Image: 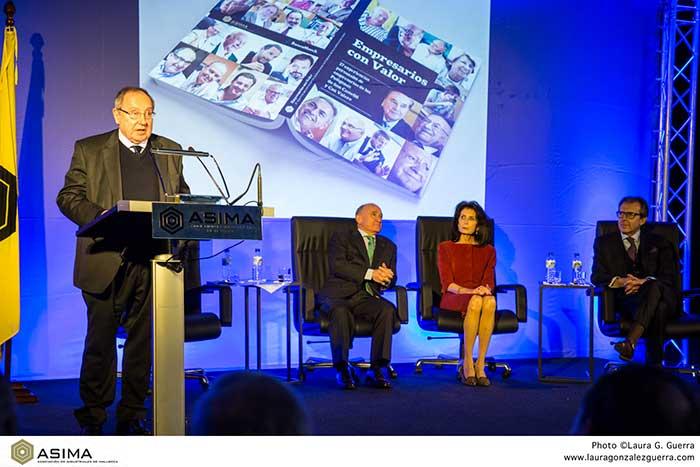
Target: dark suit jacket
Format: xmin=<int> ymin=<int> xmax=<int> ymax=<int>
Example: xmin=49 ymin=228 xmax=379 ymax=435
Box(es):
xmin=269 ymin=71 xmax=288 ymax=83
xmin=56 ymin=130 xmax=189 ymax=294
xmin=319 ymin=230 xmax=397 ymax=299
xmin=372 ymin=108 xmax=414 ymax=140
xmin=591 ymin=229 xmax=680 ymax=311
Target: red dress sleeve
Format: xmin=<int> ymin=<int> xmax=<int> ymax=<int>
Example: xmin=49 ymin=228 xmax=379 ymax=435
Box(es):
xmin=437 ymin=241 xmax=454 ymax=294
xmin=483 ymin=246 xmax=496 ymax=290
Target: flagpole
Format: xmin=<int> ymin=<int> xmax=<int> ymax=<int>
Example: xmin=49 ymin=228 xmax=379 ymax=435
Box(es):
xmin=2 ymin=0 xmax=36 ymax=403
xmin=1 ymin=0 xmax=15 ymax=374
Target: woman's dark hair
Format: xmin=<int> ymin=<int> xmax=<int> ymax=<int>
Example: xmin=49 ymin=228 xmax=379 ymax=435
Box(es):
xmin=451 ymin=200 xmax=490 ymax=245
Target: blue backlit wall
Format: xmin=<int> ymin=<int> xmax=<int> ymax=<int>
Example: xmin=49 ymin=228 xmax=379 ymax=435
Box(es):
xmin=9 ymin=0 xmax=660 ymax=379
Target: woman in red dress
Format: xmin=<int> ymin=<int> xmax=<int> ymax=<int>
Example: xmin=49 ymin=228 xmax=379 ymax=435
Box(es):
xmin=437 ymin=201 xmax=496 ymax=387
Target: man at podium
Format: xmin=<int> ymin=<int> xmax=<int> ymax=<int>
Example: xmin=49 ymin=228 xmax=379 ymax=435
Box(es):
xmin=56 ymin=87 xmax=190 ymax=435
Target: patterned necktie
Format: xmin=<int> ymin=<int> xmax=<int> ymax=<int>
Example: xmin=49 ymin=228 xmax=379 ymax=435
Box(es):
xmin=626 ymin=236 xmax=637 ymax=262
xmin=130 ymin=145 xmax=142 ymax=155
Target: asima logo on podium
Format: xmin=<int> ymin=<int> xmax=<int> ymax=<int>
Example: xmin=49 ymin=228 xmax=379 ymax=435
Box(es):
xmin=10 ymin=439 xmax=33 ymax=465
xmin=0 ymin=164 xmax=18 ymax=241
xmin=159 ymin=206 xmax=185 ymax=235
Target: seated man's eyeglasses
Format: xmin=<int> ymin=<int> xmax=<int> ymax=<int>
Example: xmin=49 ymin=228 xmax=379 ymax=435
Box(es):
xmin=118 ymin=108 xmax=156 ymax=121
xmin=616 ymin=210 xmax=642 ymax=219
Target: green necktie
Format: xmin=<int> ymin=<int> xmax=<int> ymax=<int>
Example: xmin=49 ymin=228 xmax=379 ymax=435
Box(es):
xmin=365 ymin=236 xmax=376 ymax=296
xmin=365 ymin=235 xmax=375 ymax=264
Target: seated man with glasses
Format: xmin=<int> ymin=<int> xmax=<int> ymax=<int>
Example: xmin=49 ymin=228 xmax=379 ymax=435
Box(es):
xmin=57 ymin=86 xmax=191 ymax=435
xmin=591 ymin=196 xmax=680 ymax=364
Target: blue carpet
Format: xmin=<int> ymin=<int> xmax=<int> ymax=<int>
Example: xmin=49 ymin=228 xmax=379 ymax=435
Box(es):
xmin=12 ymin=358 xmax=661 ymax=435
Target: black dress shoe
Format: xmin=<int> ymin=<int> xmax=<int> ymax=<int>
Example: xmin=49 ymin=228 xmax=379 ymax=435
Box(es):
xmin=116 ymin=419 xmax=151 ymax=436
xmin=365 ymin=367 xmax=391 ymax=389
xmin=612 ymin=339 xmax=635 ymax=362
xmin=80 ymin=424 xmax=103 ymax=436
xmin=336 ymin=367 xmax=357 ymax=390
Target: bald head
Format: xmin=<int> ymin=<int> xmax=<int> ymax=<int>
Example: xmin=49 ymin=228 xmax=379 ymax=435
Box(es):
xmin=339 ymin=115 xmax=365 ymax=142
xmin=355 ymin=203 xmax=383 ymax=234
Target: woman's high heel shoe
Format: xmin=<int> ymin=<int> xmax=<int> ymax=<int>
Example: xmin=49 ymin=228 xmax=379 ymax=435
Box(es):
xmin=475 ymin=366 xmax=491 ymax=387
xmin=457 ymin=366 xmax=477 ymax=387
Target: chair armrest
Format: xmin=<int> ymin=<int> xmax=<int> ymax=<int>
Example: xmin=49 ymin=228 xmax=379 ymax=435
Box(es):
xmin=494 ymin=284 xmax=527 ymax=322
xmin=186 ymin=284 xmax=233 ymax=327
xmin=593 ymin=286 xmax=617 ymax=324
xmin=384 ymin=285 xmax=408 ymax=324
xmin=285 ymin=284 xmax=316 ymax=322
xmin=683 ymin=288 xmax=700 ymax=298
xmin=405 ymin=282 xmax=420 ymax=292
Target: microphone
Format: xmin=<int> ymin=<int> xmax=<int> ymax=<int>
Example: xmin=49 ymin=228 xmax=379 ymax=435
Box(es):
xmin=147 ymin=142 xmax=169 ymax=197
xmin=151 ymin=147 xmax=210 ymax=158
xmin=187 ymin=146 xmax=231 ymax=204
xmin=257 ymin=165 xmax=263 ymax=210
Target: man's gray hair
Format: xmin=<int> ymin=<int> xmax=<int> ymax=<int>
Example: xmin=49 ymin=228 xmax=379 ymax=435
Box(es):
xmin=114 ymin=87 xmax=155 ymax=109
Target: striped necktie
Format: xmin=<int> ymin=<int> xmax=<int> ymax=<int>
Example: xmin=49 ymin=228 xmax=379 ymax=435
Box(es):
xmin=626 ymin=236 xmax=637 ymax=262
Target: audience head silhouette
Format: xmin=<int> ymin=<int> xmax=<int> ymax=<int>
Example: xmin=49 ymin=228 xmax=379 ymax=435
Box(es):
xmin=571 ymin=365 xmax=700 ymax=435
xmin=191 ymin=372 xmax=310 ymax=435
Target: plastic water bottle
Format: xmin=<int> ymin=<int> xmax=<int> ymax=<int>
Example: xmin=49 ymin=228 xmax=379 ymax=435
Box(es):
xmin=545 ymin=252 xmax=556 ymax=284
xmin=252 ymin=248 xmax=263 ymax=282
xmin=221 ymin=249 xmax=232 ymax=283
xmin=571 ymin=253 xmax=583 ymax=284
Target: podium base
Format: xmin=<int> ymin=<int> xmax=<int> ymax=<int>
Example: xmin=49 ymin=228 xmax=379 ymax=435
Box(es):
xmin=12 ymin=382 xmax=38 ymax=404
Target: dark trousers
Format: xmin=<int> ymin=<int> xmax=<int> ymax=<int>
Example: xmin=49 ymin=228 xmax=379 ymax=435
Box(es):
xmin=74 ymin=260 xmax=152 ymax=427
xmin=615 ymin=280 xmax=677 ymax=364
xmin=320 ymin=291 xmax=396 ymax=369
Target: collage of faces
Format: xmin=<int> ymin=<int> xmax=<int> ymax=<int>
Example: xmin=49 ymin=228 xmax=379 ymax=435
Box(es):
xmin=150 ymin=0 xmax=479 ymax=196
xmin=287 ymin=1 xmax=480 ymax=195
xmin=208 ymin=0 xmax=360 ymax=50
xmin=358 ymin=0 xmax=480 ymax=124
xmin=150 ymin=7 xmax=323 ymax=121
xmin=292 ymin=86 xmax=442 ymax=195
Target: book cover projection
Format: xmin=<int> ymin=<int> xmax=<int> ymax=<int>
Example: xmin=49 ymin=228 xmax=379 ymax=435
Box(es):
xmin=149 ymin=0 xmax=481 ymax=196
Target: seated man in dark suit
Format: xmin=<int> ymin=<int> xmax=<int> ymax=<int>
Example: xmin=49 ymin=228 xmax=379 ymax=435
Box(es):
xmin=591 ymin=196 xmax=680 ymax=364
xmin=317 ymin=203 xmax=397 ymax=390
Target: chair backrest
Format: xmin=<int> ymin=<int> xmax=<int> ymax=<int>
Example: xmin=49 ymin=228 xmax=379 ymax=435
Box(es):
xmin=595 ymin=221 xmax=682 ymax=292
xmin=291 ymin=216 xmax=357 ymax=291
xmin=415 ymin=216 xmax=495 ymax=319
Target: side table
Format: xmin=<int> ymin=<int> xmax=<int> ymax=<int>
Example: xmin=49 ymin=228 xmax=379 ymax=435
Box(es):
xmin=538 ymin=283 xmax=595 ymax=383
xmin=240 ymin=280 xmax=294 ymax=381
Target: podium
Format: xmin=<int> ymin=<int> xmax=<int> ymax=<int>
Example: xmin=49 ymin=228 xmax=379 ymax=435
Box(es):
xmin=77 ymin=200 xmax=261 ymax=435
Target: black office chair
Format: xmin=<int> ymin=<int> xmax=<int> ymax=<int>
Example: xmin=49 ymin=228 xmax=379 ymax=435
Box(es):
xmin=117 ymin=246 xmax=233 ymax=389
xmin=288 ymin=217 xmax=408 ymax=381
xmin=182 ymin=282 xmax=233 ymax=387
xmin=594 ymin=221 xmax=700 ymax=377
xmin=410 ymin=216 xmax=527 ymax=377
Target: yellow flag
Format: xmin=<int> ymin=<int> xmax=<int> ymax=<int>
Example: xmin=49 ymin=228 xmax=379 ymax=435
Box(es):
xmin=0 ymin=24 xmax=19 ymax=346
